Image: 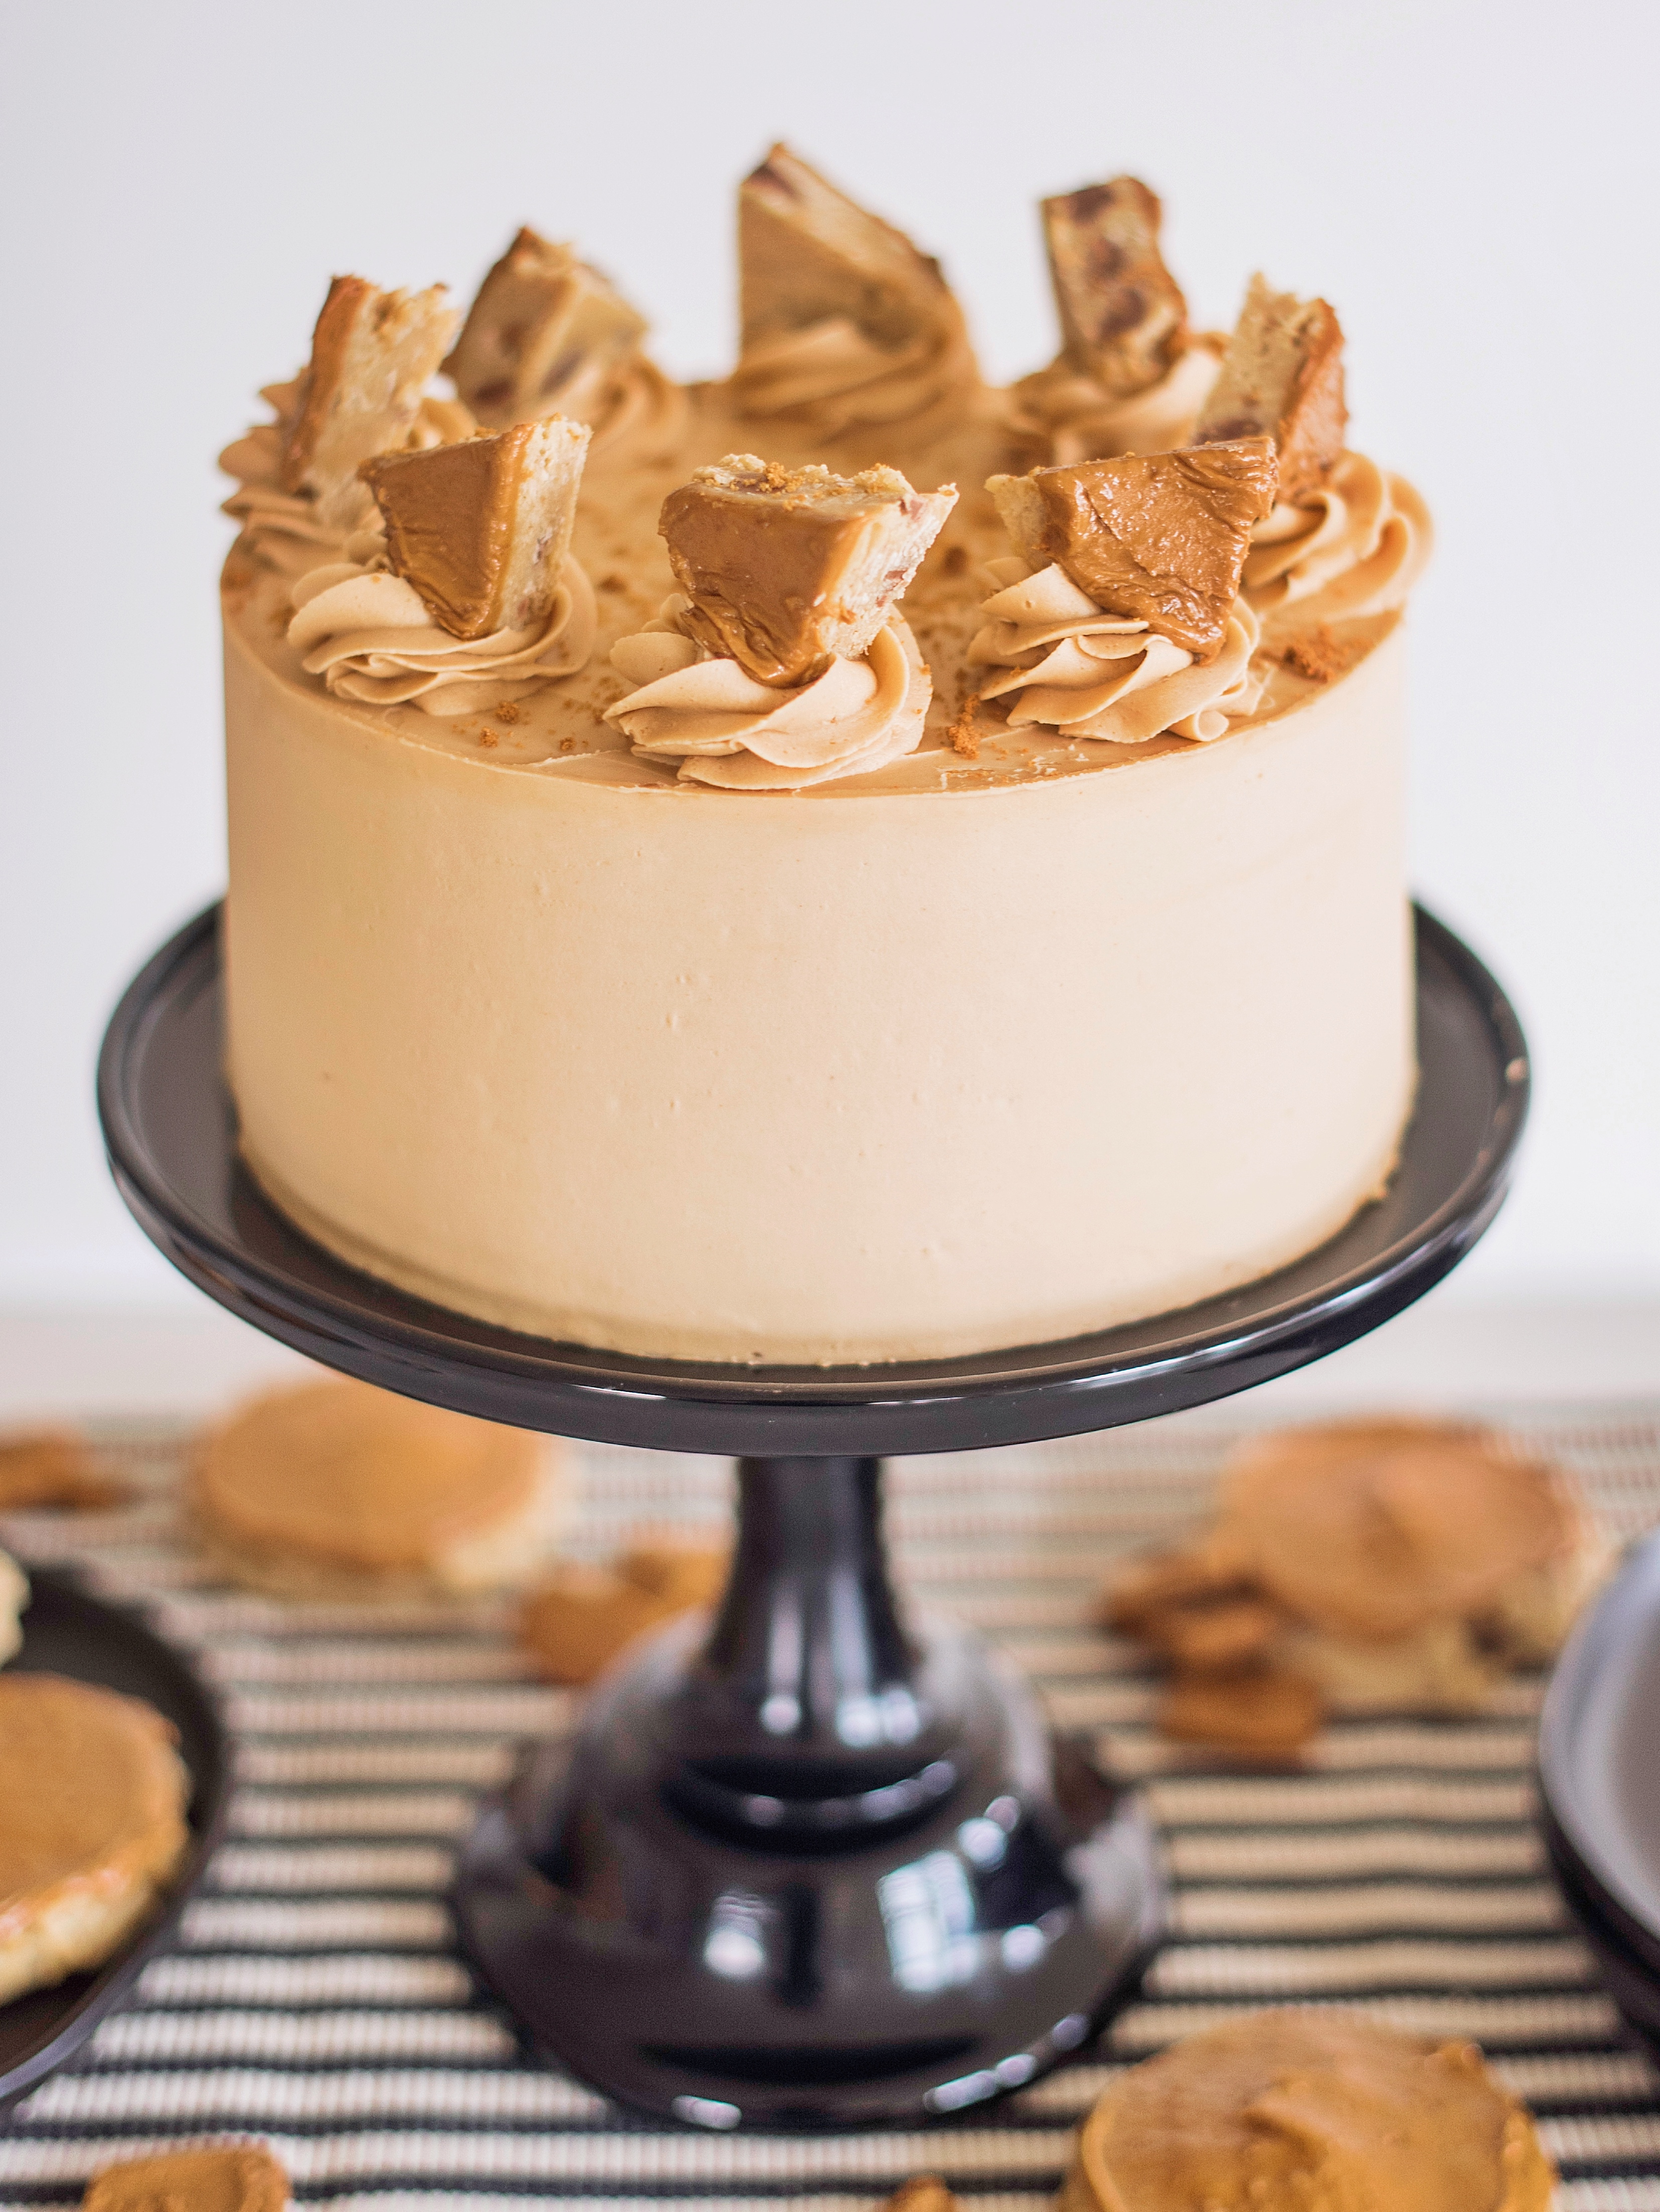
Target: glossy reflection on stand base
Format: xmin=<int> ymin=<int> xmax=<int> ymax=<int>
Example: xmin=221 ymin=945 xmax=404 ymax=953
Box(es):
xmin=453 ymin=1454 xmax=1163 ymax=2127
xmin=454 ymin=1636 xmax=1161 ymax=2130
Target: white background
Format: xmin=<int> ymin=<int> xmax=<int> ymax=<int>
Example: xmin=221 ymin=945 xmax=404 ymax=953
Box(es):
xmin=2 ymin=0 xmax=1656 ymax=1326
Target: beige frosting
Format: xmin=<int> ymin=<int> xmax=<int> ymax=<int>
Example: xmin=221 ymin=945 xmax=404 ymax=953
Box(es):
xmin=220 ymin=383 xmax=474 ymax=578
xmin=1010 ymin=338 xmax=1223 ymax=464
xmin=288 ymin=528 xmax=596 ymax=717
xmin=730 ymin=315 xmax=977 ymax=443
xmin=1245 ymin=451 xmax=1432 ymax=621
xmin=969 ymin=559 xmax=1264 ymax=743
xmin=604 ymin=598 xmax=929 ymax=789
xmin=585 ymin=355 xmax=691 ymax=472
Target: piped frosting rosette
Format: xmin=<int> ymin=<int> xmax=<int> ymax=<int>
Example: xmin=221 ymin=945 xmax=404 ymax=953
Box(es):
xmin=1243 ymin=450 xmax=1432 ymax=621
xmin=969 ymin=559 xmax=1264 ymax=745
xmin=1009 ymin=339 xmax=1223 ymax=466
xmin=731 ymin=317 xmax=978 ymax=446
xmin=583 ymin=356 xmax=690 ymax=472
xmin=221 ymin=384 xmax=474 ymax=578
xmin=604 ymin=597 xmax=930 ymax=790
xmin=288 ymin=531 xmax=596 ymax=719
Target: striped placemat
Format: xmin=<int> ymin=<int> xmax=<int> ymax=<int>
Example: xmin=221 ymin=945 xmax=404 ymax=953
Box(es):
xmin=4 ymin=1406 xmax=1660 ymax=2211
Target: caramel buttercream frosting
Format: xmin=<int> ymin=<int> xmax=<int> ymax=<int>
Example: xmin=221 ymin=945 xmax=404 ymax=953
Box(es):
xmin=1245 ymin=449 xmax=1433 ymax=621
xmin=970 ymin=442 xmax=1275 ymax=744
xmin=604 ymin=455 xmax=951 ymax=788
xmin=732 ymin=145 xmax=980 ymax=445
xmin=193 ymin=1378 xmax=562 ymax=1595
xmin=83 ymin=2146 xmax=290 ymax=2212
xmin=1106 ymin=1419 xmax=1609 ymax=1755
xmin=444 ymin=224 xmax=689 ymax=470
xmin=1059 ymin=2010 xmax=1554 ymax=2212
xmin=0 ymin=1674 xmax=191 ymax=2003
xmin=221 ymin=383 xmax=475 ymax=580
xmin=288 ymin=417 xmax=596 ymax=717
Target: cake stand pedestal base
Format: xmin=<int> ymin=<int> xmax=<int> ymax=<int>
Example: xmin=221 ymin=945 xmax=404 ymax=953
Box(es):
xmin=454 ymin=1460 xmax=1157 ymax=2128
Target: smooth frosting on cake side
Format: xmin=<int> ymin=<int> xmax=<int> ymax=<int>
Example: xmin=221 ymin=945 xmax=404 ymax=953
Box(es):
xmin=223 ymin=565 xmax=1412 ymax=1363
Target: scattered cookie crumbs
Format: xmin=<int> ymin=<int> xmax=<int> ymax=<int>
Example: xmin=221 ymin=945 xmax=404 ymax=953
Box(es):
xmin=0 ymin=1429 xmax=126 ymax=1511
xmin=493 ymin=700 xmax=523 ymax=723
xmin=1281 ymin=625 xmax=1352 ymax=683
xmin=946 ymin=697 xmax=982 ymax=759
xmin=558 ymin=736 xmax=577 ymax=753
xmin=477 ymin=729 xmax=500 ymax=748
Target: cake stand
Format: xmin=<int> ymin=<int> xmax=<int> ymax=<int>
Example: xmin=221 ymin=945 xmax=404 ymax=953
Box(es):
xmin=98 ymin=900 xmax=1528 ymax=2130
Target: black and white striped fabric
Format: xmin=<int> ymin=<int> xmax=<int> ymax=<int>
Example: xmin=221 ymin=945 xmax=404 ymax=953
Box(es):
xmin=4 ymin=1409 xmax=1660 ymax=2211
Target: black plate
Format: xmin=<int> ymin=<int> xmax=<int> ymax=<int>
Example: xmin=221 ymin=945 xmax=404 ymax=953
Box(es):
xmin=0 ymin=1567 xmax=231 ymax=2111
xmin=1538 ymin=1531 xmax=1660 ymax=1973
xmin=97 ymin=901 xmax=1528 ymax=1454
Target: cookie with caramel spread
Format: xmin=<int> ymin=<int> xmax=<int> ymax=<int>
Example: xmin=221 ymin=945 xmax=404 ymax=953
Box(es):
xmin=445 ymin=225 xmax=648 ymax=430
xmin=1105 ymin=1418 xmax=1607 ymax=1756
xmin=1042 ymin=177 xmax=1189 ymax=400
xmin=83 ymin=2147 xmax=289 ymax=2212
xmin=660 ymin=455 xmax=956 ymax=685
xmin=0 ymin=1674 xmax=190 ymax=2004
xmin=1059 ymin=2010 xmax=1554 ymax=2212
xmin=1194 ymin=271 xmax=1347 ymax=504
xmin=988 ymin=441 xmax=1277 ymax=660
xmin=193 ymin=1377 xmax=560 ymax=1596
xmin=362 ymin=415 xmax=590 ymax=641
xmin=520 ymin=1537 xmax=729 ymax=1685
xmin=279 ymin=275 xmax=456 ymax=526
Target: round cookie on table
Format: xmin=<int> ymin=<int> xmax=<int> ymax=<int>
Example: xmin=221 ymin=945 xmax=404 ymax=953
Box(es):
xmin=1106 ymin=1416 xmax=1609 ymax=1757
xmin=0 ymin=1672 xmax=191 ymax=2004
xmin=1059 ymin=2009 xmax=1552 ymax=2210
xmin=520 ymin=1533 xmax=729 ymax=1685
xmin=81 ymin=2146 xmax=289 ymax=2212
xmin=192 ymin=1376 xmax=565 ymax=1598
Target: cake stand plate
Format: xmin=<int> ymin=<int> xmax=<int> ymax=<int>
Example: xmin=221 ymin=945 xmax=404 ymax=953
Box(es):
xmin=99 ymin=902 xmax=1527 ymax=1455
xmin=97 ymin=899 xmax=1527 ymax=2130
xmin=0 ymin=1567 xmax=232 ymax=2111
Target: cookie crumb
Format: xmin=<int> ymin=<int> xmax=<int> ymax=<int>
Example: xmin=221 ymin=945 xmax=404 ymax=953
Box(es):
xmin=1281 ymin=625 xmax=1351 ymax=683
xmin=946 ymin=696 xmax=982 ymax=759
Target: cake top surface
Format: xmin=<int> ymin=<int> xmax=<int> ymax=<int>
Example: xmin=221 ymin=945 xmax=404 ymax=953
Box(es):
xmin=221 ymin=148 xmax=1429 ymax=798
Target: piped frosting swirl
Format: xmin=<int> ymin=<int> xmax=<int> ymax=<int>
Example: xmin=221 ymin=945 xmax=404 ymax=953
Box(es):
xmin=969 ymin=559 xmax=1263 ymax=745
xmin=731 ymin=317 xmax=978 ymax=445
xmin=605 ymin=597 xmax=930 ymax=789
xmin=221 ymin=384 xmax=474 ymax=578
xmin=1009 ymin=339 xmax=1223 ymax=466
xmin=1243 ymin=450 xmax=1432 ymax=621
xmin=287 ymin=529 xmax=595 ymax=717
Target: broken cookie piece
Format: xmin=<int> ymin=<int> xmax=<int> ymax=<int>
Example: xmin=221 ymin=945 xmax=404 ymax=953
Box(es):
xmin=659 ymin=454 xmax=956 ymax=685
xmin=1193 ymin=273 xmax=1347 ymax=504
xmin=361 ymin=415 xmax=590 ymax=640
xmin=987 ymin=441 xmax=1278 ymax=660
xmin=280 ymin=275 xmax=457 ymax=526
xmin=1042 ymin=176 xmax=1189 ymax=399
xmin=1159 ymin=1664 xmax=1323 ymax=1759
xmin=444 ymin=225 xmax=648 ymax=430
xmin=739 ymin=141 xmax=971 ymax=361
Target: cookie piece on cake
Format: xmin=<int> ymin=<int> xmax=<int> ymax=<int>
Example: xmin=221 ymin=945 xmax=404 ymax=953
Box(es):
xmin=1042 ymin=176 xmax=1189 ymax=399
xmin=988 ymin=441 xmax=1277 ymax=659
xmin=0 ymin=1674 xmax=191 ymax=2003
xmin=279 ymin=275 xmax=457 ymax=526
xmin=660 ymin=454 xmax=955 ymax=685
xmin=361 ymin=415 xmax=590 ymax=640
xmin=444 ymin=225 xmax=648 ymax=430
xmin=1105 ymin=1417 xmax=1609 ymax=1755
xmin=83 ymin=2147 xmax=290 ymax=2212
xmin=193 ymin=1377 xmax=565 ymax=1597
xmin=1059 ymin=2010 xmax=1554 ymax=2211
xmin=739 ymin=142 xmax=969 ymax=358
xmin=1193 ymin=271 xmax=1347 ymax=504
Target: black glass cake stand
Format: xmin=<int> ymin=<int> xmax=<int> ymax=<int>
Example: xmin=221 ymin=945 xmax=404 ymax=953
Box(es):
xmin=98 ymin=900 xmax=1527 ymax=2130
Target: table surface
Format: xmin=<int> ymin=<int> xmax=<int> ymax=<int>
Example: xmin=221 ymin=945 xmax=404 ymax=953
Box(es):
xmin=2 ymin=1396 xmax=1660 ymax=2207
